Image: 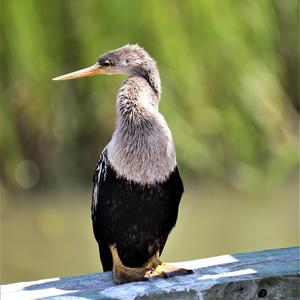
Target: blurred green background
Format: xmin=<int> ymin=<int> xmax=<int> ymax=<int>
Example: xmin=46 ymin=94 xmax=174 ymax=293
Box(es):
xmin=1 ymin=0 xmax=299 ymax=284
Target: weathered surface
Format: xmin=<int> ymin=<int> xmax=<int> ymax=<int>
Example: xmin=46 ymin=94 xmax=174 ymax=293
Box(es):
xmin=2 ymin=247 xmax=299 ymax=300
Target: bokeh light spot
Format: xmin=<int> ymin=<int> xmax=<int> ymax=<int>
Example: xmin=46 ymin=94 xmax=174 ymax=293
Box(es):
xmin=15 ymin=160 xmax=40 ymax=189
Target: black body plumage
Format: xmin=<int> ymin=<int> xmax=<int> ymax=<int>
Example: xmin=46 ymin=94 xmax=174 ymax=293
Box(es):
xmin=92 ymin=149 xmax=184 ymax=271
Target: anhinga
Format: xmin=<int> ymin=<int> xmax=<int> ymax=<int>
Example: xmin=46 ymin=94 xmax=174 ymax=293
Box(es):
xmin=53 ymin=44 xmax=192 ymax=284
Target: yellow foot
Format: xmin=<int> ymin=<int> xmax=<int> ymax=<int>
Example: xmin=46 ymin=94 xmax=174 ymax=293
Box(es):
xmin=113 ymin=265 xmax=168 ymax=284
xmin=110 ymin=246 xmax=192 ymax=284
xmin=114 ymin=265 xmax=149 ymax=284
xmin=155 ymin=263 xmax=193 ymax=278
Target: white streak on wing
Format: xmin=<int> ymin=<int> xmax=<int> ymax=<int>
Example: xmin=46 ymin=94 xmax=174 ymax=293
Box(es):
xmin=92 ymin=149 xmax=108 ymax=218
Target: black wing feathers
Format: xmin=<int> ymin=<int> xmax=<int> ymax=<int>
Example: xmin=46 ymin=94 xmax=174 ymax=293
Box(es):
xmin=92 ymin=148 xmax=108 ymax=223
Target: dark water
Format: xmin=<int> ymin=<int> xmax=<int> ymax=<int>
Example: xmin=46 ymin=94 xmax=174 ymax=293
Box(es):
xmin=2 ymin=181 xmax=298 ymax=284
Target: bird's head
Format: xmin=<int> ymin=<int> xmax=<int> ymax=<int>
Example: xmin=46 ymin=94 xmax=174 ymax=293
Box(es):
xmin=52 ymin=44 xmax=157 ymax=80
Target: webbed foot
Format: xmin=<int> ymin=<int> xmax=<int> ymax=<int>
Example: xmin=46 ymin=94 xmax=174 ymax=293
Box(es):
xmin=145 ymin=250 xmax=193 ymax=278
xmin=113 ymin=265 xmax=150 ymax=284
xmin=109 ymin=246 xmax=192 ymax=284
xmin=155 ymin=263 xmax=193 ymax=278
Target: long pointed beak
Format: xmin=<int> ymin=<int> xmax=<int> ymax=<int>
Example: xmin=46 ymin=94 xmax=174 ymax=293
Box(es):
xmin=52 ymin=63 xmax=106 ymax=81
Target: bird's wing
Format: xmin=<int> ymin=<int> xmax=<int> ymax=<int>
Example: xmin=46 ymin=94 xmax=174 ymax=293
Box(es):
xmin=92 ymin=148 xmax=108 ymax=222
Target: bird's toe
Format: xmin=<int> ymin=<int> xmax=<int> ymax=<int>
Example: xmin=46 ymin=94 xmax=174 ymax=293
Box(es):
xmin=155 ymin=263 xmax=193 ymax=278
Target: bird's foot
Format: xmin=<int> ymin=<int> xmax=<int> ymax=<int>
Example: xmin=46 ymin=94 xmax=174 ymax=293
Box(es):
xmin=110 ymin=246 xmax=192 ymax=284
xmin=144 ymin=250 xmax=162 ymax=269
xmin=113 ymin=263 xmax=192 ymax=284
xmin=113 ymin=265 xmax=165 ymax=284
xmin=145 ymin=251 xmax=193 ymax=278
xmin=155 ymin=263 xmax=193 ymax=278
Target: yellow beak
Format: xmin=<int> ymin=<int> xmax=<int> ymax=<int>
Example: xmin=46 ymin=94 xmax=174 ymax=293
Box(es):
xmin=52 ymin=64 xmax=106 ymax=81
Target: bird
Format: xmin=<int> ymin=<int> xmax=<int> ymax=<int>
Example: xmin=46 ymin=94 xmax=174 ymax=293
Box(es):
xmin=53 ymin=44 xmax=192 ymax=284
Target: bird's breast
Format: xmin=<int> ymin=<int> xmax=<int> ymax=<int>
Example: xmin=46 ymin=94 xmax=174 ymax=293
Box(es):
xmin=107 ymin=120 xmax=176 ymax=185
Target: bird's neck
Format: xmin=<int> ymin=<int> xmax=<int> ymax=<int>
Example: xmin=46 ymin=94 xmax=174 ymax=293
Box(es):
xmin=131 ymin=65 xmax=161 ymax=98
xmin=117 ymin=75 xmax=159 ymax=121
xmin=107 ymin=75 xmax=176 ymax=185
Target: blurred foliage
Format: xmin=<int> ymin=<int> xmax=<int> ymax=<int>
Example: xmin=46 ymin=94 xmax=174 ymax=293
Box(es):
xmin=0 ymin=0 xmax=299 ymax=191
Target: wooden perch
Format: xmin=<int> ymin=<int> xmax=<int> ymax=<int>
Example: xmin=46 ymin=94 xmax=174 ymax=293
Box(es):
xmin=2 ymin=247 xmax=299 ymax=299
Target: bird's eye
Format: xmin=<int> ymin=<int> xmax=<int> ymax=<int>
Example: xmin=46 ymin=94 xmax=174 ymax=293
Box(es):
xmin=103 ymin=60 xmax=111 ymax=67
